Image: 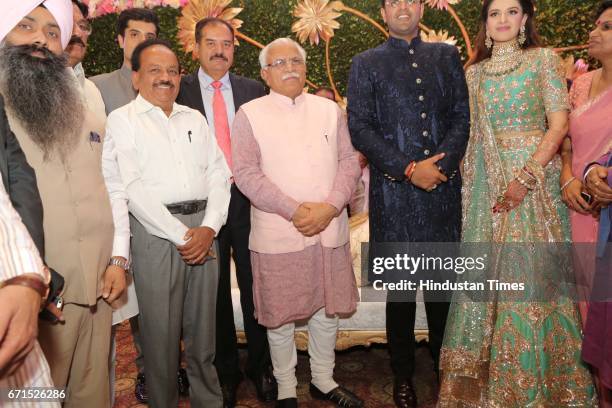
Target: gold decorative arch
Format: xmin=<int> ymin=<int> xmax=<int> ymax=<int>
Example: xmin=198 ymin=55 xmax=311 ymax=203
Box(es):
xmin=176 ymin=0 xmax=588 ymax=101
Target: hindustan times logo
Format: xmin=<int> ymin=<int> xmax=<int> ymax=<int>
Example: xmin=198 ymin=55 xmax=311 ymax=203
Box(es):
xmin=371 ymin=254 xmax=487 ymax=275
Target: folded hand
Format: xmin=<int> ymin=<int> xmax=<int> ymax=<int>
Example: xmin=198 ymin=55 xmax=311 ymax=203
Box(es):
xmin=292 ymin=202 xmax=338 ymax=237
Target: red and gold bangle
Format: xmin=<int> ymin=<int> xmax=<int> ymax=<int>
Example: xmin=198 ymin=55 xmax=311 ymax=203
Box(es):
xmin=405 ymin=161 xmax=417 ymax=181
xmin=524 ymin=157 xmax=545 ymax=183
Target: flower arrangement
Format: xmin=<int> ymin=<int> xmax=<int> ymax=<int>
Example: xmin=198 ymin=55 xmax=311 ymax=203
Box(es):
xmin=420 ymin=29 xmax=458 ymax=47
xmin=425 ymin=0 xmax=460 ymax=11
xmin=83 ymin=0 xmax=189 ymax=18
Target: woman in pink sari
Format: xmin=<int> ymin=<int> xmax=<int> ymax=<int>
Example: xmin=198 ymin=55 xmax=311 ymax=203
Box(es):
xmin=561 ymin=0 xmax=612 ymax=322
xmin=563 ymin=0 xmax=612 ymax=243
xmin=563 ymin=1 xmax=612 ymax=406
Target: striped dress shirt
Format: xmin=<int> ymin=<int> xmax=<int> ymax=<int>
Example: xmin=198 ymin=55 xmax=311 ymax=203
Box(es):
xmin=0 ymin=178 xmax=58 ymax=407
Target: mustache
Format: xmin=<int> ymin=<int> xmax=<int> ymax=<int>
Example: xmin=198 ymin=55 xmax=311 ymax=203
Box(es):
xmin=68 ymin=35 xmax=86 ymax=47
xmin=282 ymin=72 xmax=300 ymax=80
xmin=209 ymin=53 xmax=228 ymax=61
xmin=7 ymin=43 xmax=57 ymax=60
xmin=154 ymin=81 xmax=174 ymax=87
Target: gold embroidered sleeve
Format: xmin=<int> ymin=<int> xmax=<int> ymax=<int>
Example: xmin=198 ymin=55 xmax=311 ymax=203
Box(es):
xmin=539 ymin=48 xmax=570 ymax=115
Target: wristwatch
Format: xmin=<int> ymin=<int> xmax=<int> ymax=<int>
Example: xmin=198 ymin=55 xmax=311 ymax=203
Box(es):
xmin=108 ymin=257 xmax=130 ymax=271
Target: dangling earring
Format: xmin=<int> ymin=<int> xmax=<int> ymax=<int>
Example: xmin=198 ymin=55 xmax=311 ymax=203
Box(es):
xmin=485 ymin=31 xmax=493 ymax=49
xmin=518 ymin=25 xmax=526 ymax=46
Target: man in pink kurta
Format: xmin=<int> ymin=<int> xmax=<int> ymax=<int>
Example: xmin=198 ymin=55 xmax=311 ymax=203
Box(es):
xmin=231 ymin=38 xmax=363 ymax=408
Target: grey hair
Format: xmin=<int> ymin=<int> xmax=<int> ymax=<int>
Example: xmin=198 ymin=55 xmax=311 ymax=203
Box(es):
xmin=259 ymin=38 xmax=307 ymax=68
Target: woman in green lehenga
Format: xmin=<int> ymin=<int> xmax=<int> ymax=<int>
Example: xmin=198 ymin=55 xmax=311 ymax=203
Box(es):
xmin=438 ymin=0 xmax=597 ymax=406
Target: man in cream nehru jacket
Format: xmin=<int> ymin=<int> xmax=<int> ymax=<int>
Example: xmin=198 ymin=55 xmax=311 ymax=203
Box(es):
xmin=0 ymin=1 xmax=125 ymax=406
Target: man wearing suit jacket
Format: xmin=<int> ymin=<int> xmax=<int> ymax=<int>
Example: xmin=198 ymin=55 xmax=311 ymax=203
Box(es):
xmin=347 ymin=1 xmax=469 ymax=407
xmin=90 ymin=8 xmax=158 ymax=115
xmin=176 ymin=17 xmax=276 ymax=408
xmin=0 ymin=96 xmax=44 ymax=256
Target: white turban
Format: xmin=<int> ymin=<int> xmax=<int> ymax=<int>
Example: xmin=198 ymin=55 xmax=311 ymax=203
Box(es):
xmin=0 ymin=0 xmax=73 ymax=50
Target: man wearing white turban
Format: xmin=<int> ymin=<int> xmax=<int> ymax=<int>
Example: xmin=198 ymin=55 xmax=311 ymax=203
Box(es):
xmin=0 ymin=2 xmax=126 ymax=407
xmin=0 ymin=0 xmax=73 ymax=51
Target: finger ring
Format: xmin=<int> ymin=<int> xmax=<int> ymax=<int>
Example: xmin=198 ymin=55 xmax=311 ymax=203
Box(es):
xmin=432 ymin=184 xmax=437 ymax=190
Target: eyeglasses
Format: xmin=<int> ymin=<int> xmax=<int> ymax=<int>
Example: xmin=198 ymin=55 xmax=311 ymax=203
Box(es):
xmin=595 ymin=20 xmax=612 ymax=32
xmin=385 ymin=0 xmax=423 ymax=7
xmin=264 ymin=57 xmax=305 ymax=69
xmin=76 ymin=20 xmax=92 ymax=35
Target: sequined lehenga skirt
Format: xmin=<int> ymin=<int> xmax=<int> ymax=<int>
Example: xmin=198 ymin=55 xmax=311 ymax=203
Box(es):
xmin=437 ymin=138 xmax=596 ymax=407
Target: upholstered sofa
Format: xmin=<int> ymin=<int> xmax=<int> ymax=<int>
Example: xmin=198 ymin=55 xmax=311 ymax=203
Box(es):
xmin=232 ymin=213 xmax=429 ymax=350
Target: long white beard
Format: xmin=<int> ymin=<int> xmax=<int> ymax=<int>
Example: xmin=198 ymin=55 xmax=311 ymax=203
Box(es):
xmin=0 ymin=43 xmax=85 ymax=161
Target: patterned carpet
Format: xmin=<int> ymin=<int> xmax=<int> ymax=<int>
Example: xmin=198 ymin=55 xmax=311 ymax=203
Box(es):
xmin=113 ymin=321 xmax=439 ymax=407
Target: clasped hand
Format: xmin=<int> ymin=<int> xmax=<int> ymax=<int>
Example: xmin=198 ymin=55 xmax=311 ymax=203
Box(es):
xmin=561 ymin=178 xmax=592 ymax=215
xmin=585 ymin=164 xmax=612 ymax=211
xmin=410 ymin=153 xmax=448 ymax=192
xmin=292 ymin=202 xmax=338 ymax=237
xmin=178 ymin=226 xmax=215 ymax=265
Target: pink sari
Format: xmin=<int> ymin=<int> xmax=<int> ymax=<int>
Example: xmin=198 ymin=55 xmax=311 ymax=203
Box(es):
xmin=569 ymin=70 xmax=612 ymax=325
xmin=569 ymin=70 xmax=612 ymax=243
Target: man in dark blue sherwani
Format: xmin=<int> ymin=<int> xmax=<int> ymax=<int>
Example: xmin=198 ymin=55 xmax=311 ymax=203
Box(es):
xmin=347 ymin=1 xmax=469 ymax=407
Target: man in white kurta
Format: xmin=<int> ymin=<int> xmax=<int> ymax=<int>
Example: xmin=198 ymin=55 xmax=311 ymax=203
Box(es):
xmin=232 ymin=38 xmax=363 ymax=408
xmin=106 ymin=39 xmax=230 ymax=408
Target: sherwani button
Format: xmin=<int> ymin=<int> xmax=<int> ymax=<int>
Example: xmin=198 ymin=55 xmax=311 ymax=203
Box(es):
xmin=416 ymin=78 xmax=422 ymax=84
xmin=412 ymin=63 xmax=418 ymax=68
xmin=419 ymin=95 xmax=424 ymax=101
xmin=424 ymin=149 xmax=430 ymax=155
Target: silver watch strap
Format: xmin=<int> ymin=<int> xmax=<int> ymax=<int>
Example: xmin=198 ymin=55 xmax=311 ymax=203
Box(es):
xmin=109 ymin=257 xmax=130 ymax=270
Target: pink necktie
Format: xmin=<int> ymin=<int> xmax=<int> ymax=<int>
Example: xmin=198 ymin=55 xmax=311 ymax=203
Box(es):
xmin=212 ymin=81 xmax=232 ymax=170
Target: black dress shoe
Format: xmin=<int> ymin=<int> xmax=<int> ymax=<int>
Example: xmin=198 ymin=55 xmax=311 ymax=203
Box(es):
xmin=134 ymin=372 xmax=148 ymax=403
xmin=309 ymin=383 xmax=364 ymax=408
xmin=177 ymin=367 xmax=190 ymax=396
xmin=276 ymin=397 xmax=298 ymax=408
xmin=248 ymin=365 xmax=278 ymax=402
xmin=393 ymin=377 xmax=417 ymax=408
xmin=221 ymin=380 xmax=239 ymax=408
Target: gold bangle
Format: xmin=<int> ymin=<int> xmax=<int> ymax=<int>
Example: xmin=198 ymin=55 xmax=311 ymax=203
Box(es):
xmin=525 ymin=157 xmax=545 ymax=184
xmin=516 ymin=174 xmax=536 ymax=190
xmin=560 ymin=176 xmax=576 ymax=191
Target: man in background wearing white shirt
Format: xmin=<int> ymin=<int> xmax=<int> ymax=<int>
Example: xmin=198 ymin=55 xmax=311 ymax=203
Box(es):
xmin=105 ymin=38 xmax=230 ymax=408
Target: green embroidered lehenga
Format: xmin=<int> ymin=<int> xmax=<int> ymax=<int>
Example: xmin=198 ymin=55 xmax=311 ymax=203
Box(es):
xmin=437 ymin=43 xmax=596 ymax=407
